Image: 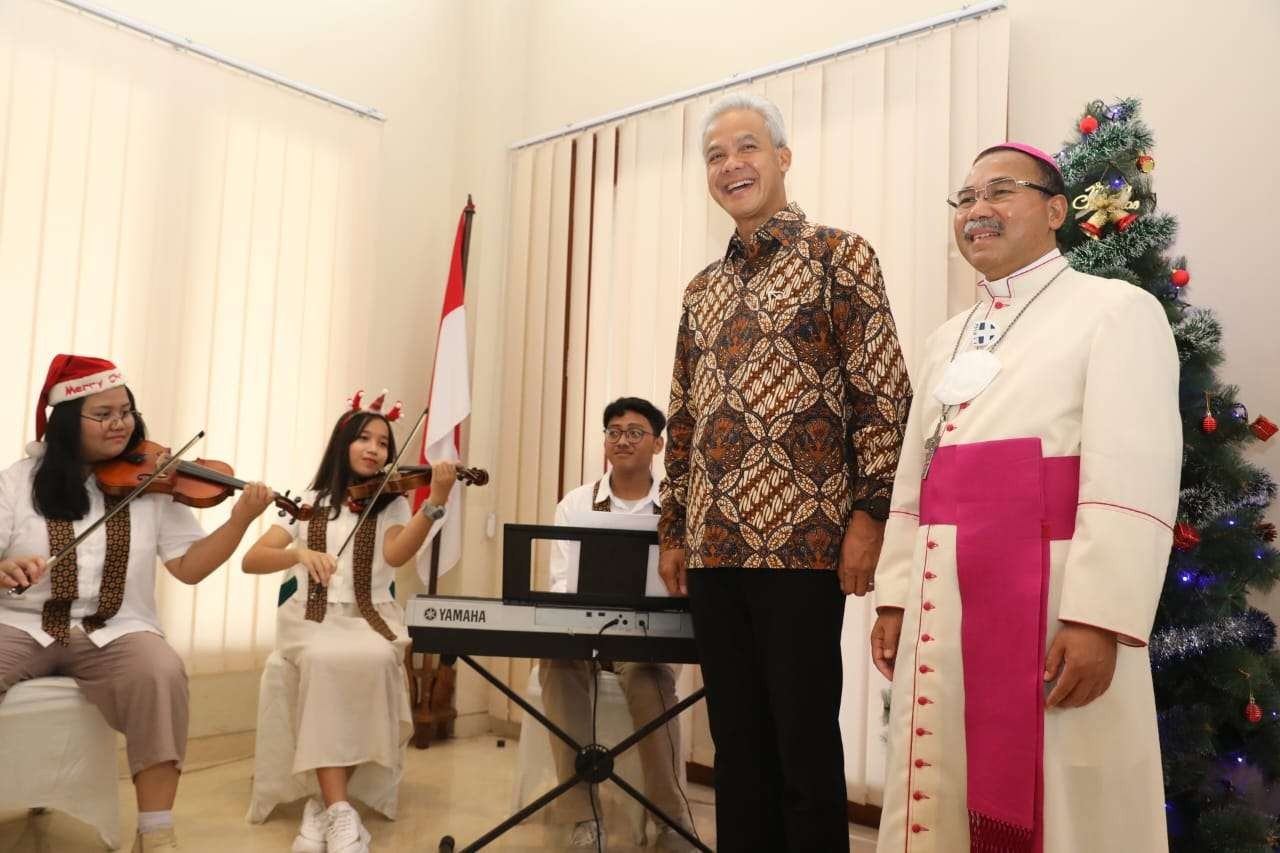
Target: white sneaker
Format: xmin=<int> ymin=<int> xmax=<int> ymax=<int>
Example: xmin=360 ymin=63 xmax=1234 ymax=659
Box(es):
xmin=291 ymin=798 xmax=327 ymax=853
xmin=324 ymin=802 xmax=371 ymax=853
xmin=569 ymin=818 xmax=607 ymax=849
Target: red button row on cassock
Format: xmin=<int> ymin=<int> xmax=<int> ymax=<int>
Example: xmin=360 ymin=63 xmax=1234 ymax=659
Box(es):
xmin=912 ymin=553 xmax=939 ymax=843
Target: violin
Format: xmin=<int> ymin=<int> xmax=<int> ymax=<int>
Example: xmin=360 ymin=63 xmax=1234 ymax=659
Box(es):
xmin=345 ymin=464 xmax=489 ymax=501
xmin=96 ymin=439 xmax=309 ymax=520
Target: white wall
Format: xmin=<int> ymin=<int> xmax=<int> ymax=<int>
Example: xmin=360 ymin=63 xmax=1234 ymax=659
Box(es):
xmin=86 ymin=0 xmax=1280 ymax=716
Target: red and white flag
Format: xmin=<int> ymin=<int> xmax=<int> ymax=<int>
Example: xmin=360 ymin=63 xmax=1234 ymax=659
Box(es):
xmin=414 ymin=200 xmax=474 ymax=577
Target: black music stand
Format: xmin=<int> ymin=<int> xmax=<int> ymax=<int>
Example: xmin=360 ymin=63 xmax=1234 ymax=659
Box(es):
xmin=426 ymin=523 xmax=709 ymax=853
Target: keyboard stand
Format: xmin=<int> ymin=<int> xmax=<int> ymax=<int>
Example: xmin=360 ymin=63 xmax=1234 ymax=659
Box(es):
xmin=435 ymin=654 xmax=710 ymax=853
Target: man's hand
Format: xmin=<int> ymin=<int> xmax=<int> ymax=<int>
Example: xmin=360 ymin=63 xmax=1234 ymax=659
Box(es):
xmin=870 ymin=608 xmax=904 ymax=680
xmin=1044 ymin=622 xmax=1119 ymax=709
xmin=658 ymin=548 xmax=687 ymax=596
xmin=839 ymin=511 xmax=884 ymax=596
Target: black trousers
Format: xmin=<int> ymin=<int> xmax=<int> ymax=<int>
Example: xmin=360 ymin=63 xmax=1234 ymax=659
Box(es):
xmin=687 ymin=568 xmax=849 ymax=852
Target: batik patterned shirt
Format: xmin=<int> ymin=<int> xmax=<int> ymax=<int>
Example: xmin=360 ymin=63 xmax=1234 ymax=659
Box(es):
xmin=659 ymin=204 xmax=911 ymax=569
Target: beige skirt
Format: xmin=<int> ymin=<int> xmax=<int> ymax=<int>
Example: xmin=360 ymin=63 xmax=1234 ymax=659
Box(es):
xmin=275 ymin=595 xmax=412 ymax=775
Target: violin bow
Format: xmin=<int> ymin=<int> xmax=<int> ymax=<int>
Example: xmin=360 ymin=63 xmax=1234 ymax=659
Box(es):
xmin=7 ymin=430 xmax=205 ymax=597
xmin=332 ymin=407 xmax=429 ymax=562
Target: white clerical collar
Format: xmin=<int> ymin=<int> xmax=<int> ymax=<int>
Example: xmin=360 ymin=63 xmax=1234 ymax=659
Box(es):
xmin=599 ymin=471 xmax=661 ymax=508
xmin=979 ymin=249 xmax=1066 ymax=300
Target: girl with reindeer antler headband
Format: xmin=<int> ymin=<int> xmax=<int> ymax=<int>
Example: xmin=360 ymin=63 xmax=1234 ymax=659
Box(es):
xmin=241 ymin=389 xmax=457 ymax=853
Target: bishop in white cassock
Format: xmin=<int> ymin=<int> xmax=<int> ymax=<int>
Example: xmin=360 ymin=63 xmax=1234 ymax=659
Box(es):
xmin=872 ymin=143 xmax=1181 ymax=853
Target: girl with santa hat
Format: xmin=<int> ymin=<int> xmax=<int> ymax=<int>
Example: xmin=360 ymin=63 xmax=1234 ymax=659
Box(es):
xmin=0 ymin=354 xmax=275 ymax=852
xmin=242 ymin=390 xmax=456 ymax=853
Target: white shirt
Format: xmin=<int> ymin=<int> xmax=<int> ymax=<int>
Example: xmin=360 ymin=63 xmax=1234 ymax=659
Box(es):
xmin=548 ymin=473 xmax=661 ymax=593
xmin=0 ymin=457 xmax=206 ymax=647
xmin=273 ymin=490 xmax=442 ymax=603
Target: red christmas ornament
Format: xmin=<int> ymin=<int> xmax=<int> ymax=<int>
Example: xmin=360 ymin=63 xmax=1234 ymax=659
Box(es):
xmin=1201 ymin=392 xmax=1218 ymax=435
xmin=1240 ymin=671 xmax=1263 ymax=724
xmin=1115 ymin=213 xmax=1139 ymax=232
xmin=1170 ymin=269 xmax=1191 ymax=287
xmin=1079 ymin=115 xmax=1099 ymax=134
xmin=1250 ymin=416 xmax=1278 ymax=442
xmin=1137 ymin=154 xmax=1155 ymax=173
xmin=1258 ymin=522 xmax=1278 ymax=544
xmin=1173 ymin=522 xmax=1200 ymax=551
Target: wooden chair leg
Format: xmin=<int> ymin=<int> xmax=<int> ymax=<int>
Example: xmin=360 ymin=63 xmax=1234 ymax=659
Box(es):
xmin=406 ymin=651 xmax=458 ymax=749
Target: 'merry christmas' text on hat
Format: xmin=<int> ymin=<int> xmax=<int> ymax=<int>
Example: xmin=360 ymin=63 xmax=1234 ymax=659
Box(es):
xmin=28 ymin=354 xmax=127 ymax=457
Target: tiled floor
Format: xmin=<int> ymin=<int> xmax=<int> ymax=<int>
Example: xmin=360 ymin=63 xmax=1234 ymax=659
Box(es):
xmin=0 ymin=734 xmax=877 ymax=851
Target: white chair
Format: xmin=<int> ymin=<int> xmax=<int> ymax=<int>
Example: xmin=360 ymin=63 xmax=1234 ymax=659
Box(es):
xmin=0 ymin=676 xmax=121 ymax=849
xmin=245 ymin=650 xmax=405 ymax=824
xmin=512 ymin=664 xmax=654 ymax=846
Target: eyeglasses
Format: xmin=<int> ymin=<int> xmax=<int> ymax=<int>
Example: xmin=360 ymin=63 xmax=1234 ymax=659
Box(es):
xmin=947 ymin=178 xmax=1055 ymax=210
xmin=80 ymin=410 xmax=138 ymax=427
xmin=604 ymin=427 xmax=656 ymax=444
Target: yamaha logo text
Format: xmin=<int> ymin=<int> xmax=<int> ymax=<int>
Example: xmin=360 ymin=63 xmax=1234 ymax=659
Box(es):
xmin=437 ymin=607 xmax=486 ymax=624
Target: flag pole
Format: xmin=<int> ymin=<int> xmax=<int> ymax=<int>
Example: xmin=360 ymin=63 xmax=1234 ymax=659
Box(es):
xmin=427 ymin=195 xmax=476 ymax=596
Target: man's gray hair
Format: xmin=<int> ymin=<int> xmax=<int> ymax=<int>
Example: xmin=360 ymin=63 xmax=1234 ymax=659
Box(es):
xmin=701 ymin=93 xmax=788 ymax=149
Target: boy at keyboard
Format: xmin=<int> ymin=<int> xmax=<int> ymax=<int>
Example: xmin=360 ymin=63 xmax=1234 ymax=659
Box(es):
xmin=540 ymin=397 xmax=695 ymax=851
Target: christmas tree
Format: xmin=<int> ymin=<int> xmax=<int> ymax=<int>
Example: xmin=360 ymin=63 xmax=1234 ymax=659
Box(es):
xmin=1055 ymin=98 xmax=1280 ymax=851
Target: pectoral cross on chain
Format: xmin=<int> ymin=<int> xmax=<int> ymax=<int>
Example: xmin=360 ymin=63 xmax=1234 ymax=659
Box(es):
xmin=921 ymin=415 xmax=947 ymax=480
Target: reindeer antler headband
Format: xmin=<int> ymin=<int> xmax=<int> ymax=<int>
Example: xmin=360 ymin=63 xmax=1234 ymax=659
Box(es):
xmin=341 ymin=388 xmax=404 ymax=425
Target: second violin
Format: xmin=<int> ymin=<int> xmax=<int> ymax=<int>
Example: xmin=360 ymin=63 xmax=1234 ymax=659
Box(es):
xmin=345 ymin=463 xmax=489 ymax=502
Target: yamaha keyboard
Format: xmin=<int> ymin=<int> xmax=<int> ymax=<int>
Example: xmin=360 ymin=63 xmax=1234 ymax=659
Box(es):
xmin=407 ymin=595 xmax=698 ymax=663
xmin=413 ymin=524 xmax=709 ymax=852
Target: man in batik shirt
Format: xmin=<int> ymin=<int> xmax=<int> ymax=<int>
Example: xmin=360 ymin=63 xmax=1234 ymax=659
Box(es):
xmin=658 ymin=93 xmax=911 ymax=852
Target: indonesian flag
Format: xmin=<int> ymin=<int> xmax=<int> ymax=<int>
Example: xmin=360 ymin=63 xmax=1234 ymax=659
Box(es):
xmin=413 ymin=201 xmax=473 ymax=576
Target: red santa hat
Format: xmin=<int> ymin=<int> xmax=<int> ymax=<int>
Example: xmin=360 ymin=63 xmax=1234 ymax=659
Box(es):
xmin=28 ymin=354 xmax=128 ymax=457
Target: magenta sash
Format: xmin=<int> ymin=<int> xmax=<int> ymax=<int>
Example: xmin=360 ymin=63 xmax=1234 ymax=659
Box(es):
xmin=919 ymin=438 xmax=1079 ymax=853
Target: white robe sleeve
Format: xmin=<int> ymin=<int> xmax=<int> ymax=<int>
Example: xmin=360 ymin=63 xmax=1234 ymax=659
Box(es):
xmin=1057 ymin=288 xmax=1181 ymax=645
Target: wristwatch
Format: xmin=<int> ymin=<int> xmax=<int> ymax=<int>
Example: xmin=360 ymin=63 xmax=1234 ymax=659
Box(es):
xmin=421 ymin=502 xmax=446 ymax=521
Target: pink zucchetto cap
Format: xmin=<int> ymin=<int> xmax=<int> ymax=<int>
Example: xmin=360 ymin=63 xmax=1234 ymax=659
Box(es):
xmin=975 ymin=142 xmax=1062 ymax=175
